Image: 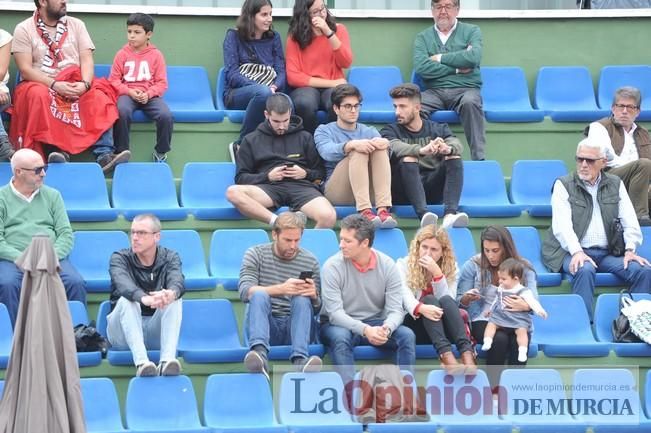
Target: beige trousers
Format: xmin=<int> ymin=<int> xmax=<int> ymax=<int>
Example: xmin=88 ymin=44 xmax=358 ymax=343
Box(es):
xmin=324 ymin=150 xmax=392 ymax=211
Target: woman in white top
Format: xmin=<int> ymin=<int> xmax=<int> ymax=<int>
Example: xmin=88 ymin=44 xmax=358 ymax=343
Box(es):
xmin=397 ymin=225 xmax=476 ymax=372
xmin=0 ymin=28 xmax=14 ymax=160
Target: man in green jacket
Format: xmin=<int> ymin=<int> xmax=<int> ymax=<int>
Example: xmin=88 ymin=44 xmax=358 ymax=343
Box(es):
xmin=413 ymin=0 xmax=486 ymax=161
xmin=0 ymin=148 xmax=86 ymax=325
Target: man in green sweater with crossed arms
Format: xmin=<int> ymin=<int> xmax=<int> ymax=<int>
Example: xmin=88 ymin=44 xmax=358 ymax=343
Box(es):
xmin=414 ymin=0 xmax=486 ymax=161
xmin=0 ymin=149 xmax=86 ymax=325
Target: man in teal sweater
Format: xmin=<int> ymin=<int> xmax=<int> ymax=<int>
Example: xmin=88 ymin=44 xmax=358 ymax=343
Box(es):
xmin=0 ymin=149 xmax=86 ymax=325
xmin=413 ymin=0 xmax=486 ymax=161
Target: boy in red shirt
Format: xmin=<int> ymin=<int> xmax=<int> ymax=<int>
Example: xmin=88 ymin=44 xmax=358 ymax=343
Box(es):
xmin=109 ymin=13 xmax=173 ymax=162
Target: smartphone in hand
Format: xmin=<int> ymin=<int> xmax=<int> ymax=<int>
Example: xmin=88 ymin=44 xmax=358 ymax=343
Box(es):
xmin=298 ymin=271 xmax=313 ymax=281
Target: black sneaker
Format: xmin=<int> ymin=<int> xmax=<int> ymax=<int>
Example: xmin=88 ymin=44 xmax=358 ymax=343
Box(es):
xmin=0 ymin=135 xmax=14 ymax=161
xmin=48 ymin=151 xmax=70 ymax=163
xmin=244 ymin=349 xmax=270 ymax=381
xmin=98 ymin=150 xmax=131 ymax=173
xmin=638 ymin=216 xmax=651 ymax=227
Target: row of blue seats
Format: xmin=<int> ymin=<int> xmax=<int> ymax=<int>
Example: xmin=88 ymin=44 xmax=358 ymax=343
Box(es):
xmin=217 ymin=64 xmax=651 ymax=124
xmin=0 ymin=160 xmax=571 ymax=222
xmin=15 ymin=63 xmax=646 ymax=125
xmin=2 ymin=368 xmax=649 ymax=433
xmin=2 ymin=291 xmax=647 ymax=370
xmin=59 ymin=221 xmax=651 ymax=296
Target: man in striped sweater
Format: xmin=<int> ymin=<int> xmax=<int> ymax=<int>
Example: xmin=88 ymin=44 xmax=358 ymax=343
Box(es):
xmin=239 ymin=211 xmax=322 ymax=379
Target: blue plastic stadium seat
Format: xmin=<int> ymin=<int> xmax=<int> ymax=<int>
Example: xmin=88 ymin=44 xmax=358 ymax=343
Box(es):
xmin=180 ymin=162 xmax=244 ymax=220
xmin=598 ymin=65 xmax=651 ymax=121
xmin=347 ymin=66 xmax=403 ymax=123
xmin=112 ymin=163 xmax=188 ymax=221
xmin=447 ymin=227 xmax=477 ymax=268
xmin=392 ymin=204 xmax=445 ymax=219
xmin=459 ymin=161 xmax=523 ymax=217
xmin=215 ymin=67 xmax=246 ymax=123
xmin=178 ymin=299 xmax=248 ymax=363
xmin=498 ymin=368 xmax=586 ymax=433
xmin=68 ymin=301 xmax=102 ymax=367
xmin=532 ymin=294 xmax=610 ymax=357
xmin=165 ymin=66 xmax=224 ymax=122
xmin=593 ymin=293 xmax=651 ymax=357
xmin=480 ymin=66 xmax=545 ymax=123
xmin=333 ymin=205 xmax=359 ymax=219
xmin=0 ymin=304 xmax=12 ymax=369
xmin=646 ymin=370 xmax=651 ymax=421
xmin=68 ymin=231 xmax=130 ymax=292
xmin=96 ymin=300 xmax=161 ymax=366
xmin=507 ymin=226 xmax=562 ymax=287
xmin=300 ymin=228 xmax=340 ymax=268
xmin=427 ymin=369 xmax=512 ymax=433
xmin=81 ymin=378 xmax=127 ymax=433
xmin=572 ymin=368 xmax=646 ymax=432
xmin=0 ymin=162 xmax=12 ymax=185
xmin=411 ymin=70 xmax=460 ymax=123
xmin=126 ymin=375 xmax=209 ymax=433
xmin=159 ymin=230 xmax=216 ymax=291
xmin=279 ymin=372 xmax=363 ymax=433
xmin=209 ymin=229 xmax=269 ymax=290
xmin=44 ymin=163 xmax=119 ymax=222
xmin=510 ymin=160 xmax=568 ymax=217
xmin=204 ymin=373 xmax=288 ymax=432
xmin=534 ymin=66 xmax=608 ymax=122
xmin=373 ymin=228 xmax=408 ymax=261
xmin=639 ymin=227 xmax=651 ymax=261
xmin=97 ymin=64 xmax=224 ymax=123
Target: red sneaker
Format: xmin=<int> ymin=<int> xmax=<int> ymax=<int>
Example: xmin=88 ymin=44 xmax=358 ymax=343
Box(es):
xmin=360 ymin=209 xmax=380 ymax=229
xmin=377 ymin=209 xmax=397 ymax=229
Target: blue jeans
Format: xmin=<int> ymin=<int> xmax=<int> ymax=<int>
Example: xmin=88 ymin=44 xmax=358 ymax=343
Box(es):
xmin=225 ymin=84 xmax=273 ymax=143
xmin=246 ymin=291 xmax=314 ymax=361
xmin=320 ymin=319 xmax=416 ymax=385
xmin=106 ymin=296 xmax=183 ymax=366
xmin=0 ymin=258 xmax=87 ymax=326
xmin=563 ymin=247 xmax=651 ymax=320
xmin=114 ymin=95 xmax=173 ymax=153
xmin=92 ymin=128 xmax=115 ymax=159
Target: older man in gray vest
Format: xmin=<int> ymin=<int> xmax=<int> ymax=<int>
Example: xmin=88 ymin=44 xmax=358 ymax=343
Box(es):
xmin=542 ymin=137 xmax=651 ymax=320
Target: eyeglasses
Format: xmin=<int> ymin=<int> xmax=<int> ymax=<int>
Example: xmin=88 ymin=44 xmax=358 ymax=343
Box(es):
xmin=130 ymin=230 xmax=159 ymax=237
xmin=613 ymin=103 xmax=639 ymax=111
xmin=309 ymin=5 xmax=327 ymax=17
xmin=433 ymin=4 xmax=458 ymax=12
xmin=340 ymin=103 xmax=362 ymax=111
xmin=575 ymin=156 xmax=602 ymax=165
xmin=19 ymin=165 xmax=48 ymax=175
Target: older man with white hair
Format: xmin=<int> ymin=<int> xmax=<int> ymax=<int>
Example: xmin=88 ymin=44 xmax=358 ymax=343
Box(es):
xmin=0 ymin=148 xmax=86 ymax=325
xmin=542 ymin=138 xmax=651 ymax=319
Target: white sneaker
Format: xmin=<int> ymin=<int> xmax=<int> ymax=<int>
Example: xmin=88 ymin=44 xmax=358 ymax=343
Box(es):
xmin=420 ymin=212 xmax=439 ymax=228
xmin=136 ymin=361 xmax=158 ymax=377
xmin=158 ymin=359 xmax=182 ymax=376
xmin=441 ymin=212 xmax=469 ymax=229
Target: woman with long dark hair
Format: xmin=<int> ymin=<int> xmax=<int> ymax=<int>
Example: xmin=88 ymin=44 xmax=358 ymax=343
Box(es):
xmin=223 ymin=0 xmax=286 ymax=147
xmin=398 ymin=225 xmax=476 ymax=373
xmin=286 ymin=0 xmax=353 ymax=134
xmin=457 ymin=225 xmax=539 ymax=388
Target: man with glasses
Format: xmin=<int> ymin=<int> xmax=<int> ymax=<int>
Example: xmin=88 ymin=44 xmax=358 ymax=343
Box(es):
xmin=413 ymin=0 xmax=486 ymax=161
xmin=107 ymin=213 xmax=184 ymax=377
xmin=542 ymin=138 xmax=651 ymax=319
xmin=315 ymin=84 xmax=396 ymax=229
xmin=0 ymin=148 xmax=86 ymax=325
xmin=584 ymin=86 xmax=651 ymax=226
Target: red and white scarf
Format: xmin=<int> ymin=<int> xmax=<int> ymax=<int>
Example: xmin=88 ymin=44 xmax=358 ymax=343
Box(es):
xmin=33 ymin=10 xmax=68 ymax=71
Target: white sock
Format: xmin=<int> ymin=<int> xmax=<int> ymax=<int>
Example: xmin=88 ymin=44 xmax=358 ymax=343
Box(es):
xmin=518 ymin=346 xmax=528 ymax=362
xmin=268 ymin=214 xmax=278 ymax=226
xmin=482 ymin=338 xmax=493 ymax=351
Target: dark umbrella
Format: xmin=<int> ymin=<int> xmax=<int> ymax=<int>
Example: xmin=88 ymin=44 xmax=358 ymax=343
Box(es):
xmin=0 ymin=234 xmax=86 ymax=433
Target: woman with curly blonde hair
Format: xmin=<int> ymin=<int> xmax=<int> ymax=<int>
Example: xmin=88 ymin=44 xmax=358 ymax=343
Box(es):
xmin=397 ymin=225 xmax=476 ymax=372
